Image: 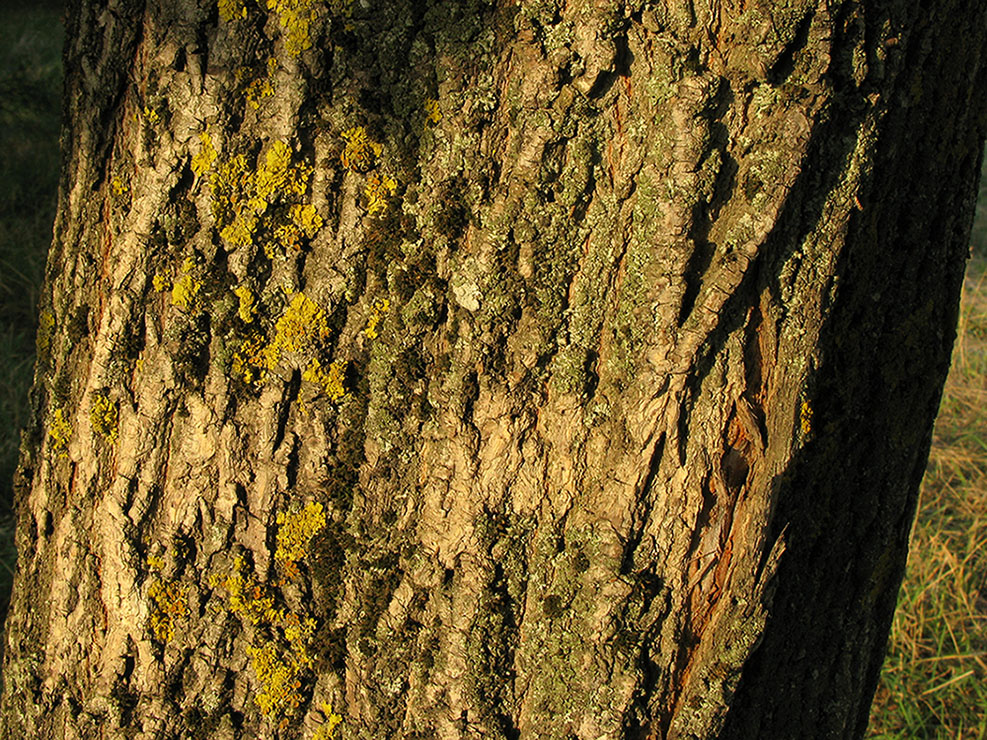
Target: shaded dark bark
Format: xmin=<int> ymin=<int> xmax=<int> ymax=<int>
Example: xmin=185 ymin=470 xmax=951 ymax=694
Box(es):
xmin=2 ymin=0 xmax=985 ymax=738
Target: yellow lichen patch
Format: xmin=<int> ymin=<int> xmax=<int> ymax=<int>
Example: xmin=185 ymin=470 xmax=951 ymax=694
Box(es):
xmin=230 ymin=292 xmax=340 ymax=391
xmin=232 ymin=331 xmax=269 ymax=386
xmin=148 ymin=578 xmax=189 ymax=644
xmin=36 ymin=308 xmax=55 ymax=355
xmin=152 ymin=273 xmax=170 ymax=292
xmin=245 ymin=76 xmax=275 ymax=110
xmin=275 ymin=502 xmax=327 ymax=577
xmin=211 ymin=556 xmax=319 ymax=724
xmin=218 ymin=0 xmax=248 ymax=21
xmin=266 ymin=0 xmax=318 ymax=56
xmin=90 ymin=391 xmax=118 ymax=443
xmin=211 ymin=556 xmax=277 ymax=626
xmin=171 ymin=273 xmax=201 ymax=308
xmin=111 ymin=177 xmax=130 ymax=196
xmin=424 ymin=98 xmax=442 ymax=124
xmin=211 ymin=154 xmax=258 ymax=249
xmin=290 ymin=203 xmax=323 ymax=236
xmin=363 ymin=298 xmax=389 ymax=340
xmin=210 ymin=141 xmax=316 ymax=251
xmin=264 ymin=292 xmax=330 ymax=370
xmin=191 ymin=131 xmax=217 ymax=177
xmin=800 ymin=399 xmax=813 ymax=437
xmin=364 ymin=172 xmax=397 ymax=216
xmin=141 ymin=106 xmax=161 ymax=125
xmin=302 ymin=358 xmax=347 ymax=401
xmin=48 ymin=406 xmax=72 ymax=453
xmin=269 ymin=222 xmax=305 ymax=257
xmin=171 ymin=257 xmax=202 ymax=310
xmin=268 ymin=204 xmax=323 ymax=257
xmin=314 ymin=703 xmax=344 ymax=740
xmin=245 ymin=57 xmax=279 ymax=109
xmin=340 ymin=126 xmax=382 ymax=172
xmin=247 ymin=642 xmax=305 ymax=719
xmin=256 ymin=140 xmax=312 ymax=201
xmin=247 ymin=612 xmax=317 ymax=721
xmin=234 ymin=284 xmax=257 ymax=323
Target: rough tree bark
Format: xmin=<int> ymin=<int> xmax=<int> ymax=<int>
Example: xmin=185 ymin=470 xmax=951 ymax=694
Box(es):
xmin=2 ymin=0 xmax=985 ymax=738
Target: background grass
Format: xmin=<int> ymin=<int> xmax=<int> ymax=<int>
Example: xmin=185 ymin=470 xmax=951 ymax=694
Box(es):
xmin=0 ymin=5 xmax=984 ymax=735
xmin=867 ymin=156 xmax=987 ymax=738
xmin=0 ymin=2 xmax=63 ymax=625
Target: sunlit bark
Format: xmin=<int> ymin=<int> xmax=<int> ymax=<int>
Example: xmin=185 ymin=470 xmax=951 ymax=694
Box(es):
xmin=2 ymin=0 xmax=985 ymax=738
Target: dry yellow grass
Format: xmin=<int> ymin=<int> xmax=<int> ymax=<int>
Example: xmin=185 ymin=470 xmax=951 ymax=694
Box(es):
xmin=868 ymin=254 xmax=987 ymax=739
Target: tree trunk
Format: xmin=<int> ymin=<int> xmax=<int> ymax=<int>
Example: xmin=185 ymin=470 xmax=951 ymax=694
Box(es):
xmin=3 ymin=0 xmax=985 ymax=738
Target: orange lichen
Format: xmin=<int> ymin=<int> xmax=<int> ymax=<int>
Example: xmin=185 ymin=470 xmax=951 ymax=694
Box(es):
xmin=148 ymin=578 xmax=189 ymax=644
xmin=340 ymin=126 xmax=382 ymax=172
xmin=364 ymin=172 xmax=397 ymax=216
